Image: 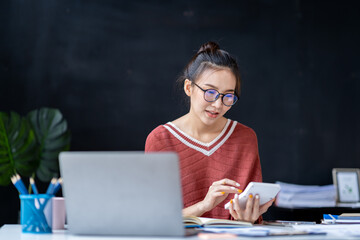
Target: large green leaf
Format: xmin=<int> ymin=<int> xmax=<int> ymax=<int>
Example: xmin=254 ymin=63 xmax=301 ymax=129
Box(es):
xmin=27 ymin=108 xmax=71 ymax=182
xmin=0 ymin=112 xmax=38 ymax=185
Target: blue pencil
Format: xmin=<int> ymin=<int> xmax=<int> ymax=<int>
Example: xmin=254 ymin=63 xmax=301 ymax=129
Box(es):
xmin=30 ymin=177 xmax=39 ymax=194
xmin=46 ymin=178 xmax=57 ymax=195
xmin=52 ymin=178 xmax=63 ymax=195
xmin=15 ymin=174 xmax=28 ymax=194
xmin=11 ymin=175 xmax=28 ymax=195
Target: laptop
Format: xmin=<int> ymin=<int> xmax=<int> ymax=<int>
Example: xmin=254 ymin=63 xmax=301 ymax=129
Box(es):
xmin=59 ymin=151 xmax=185 ymax=236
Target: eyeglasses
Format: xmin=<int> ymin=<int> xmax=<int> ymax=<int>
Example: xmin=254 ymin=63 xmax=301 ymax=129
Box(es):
xmin=192 ymin=82 xmax=238 ymax=106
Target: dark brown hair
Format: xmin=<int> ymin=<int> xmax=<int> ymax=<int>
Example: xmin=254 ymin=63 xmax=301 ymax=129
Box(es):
xmin=177 ymin=41 xmax=241 ymax=96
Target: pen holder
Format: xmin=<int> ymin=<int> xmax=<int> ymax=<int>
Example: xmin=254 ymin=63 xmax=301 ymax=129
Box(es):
xmin=20 ymin=194 xmax=53 ymax=234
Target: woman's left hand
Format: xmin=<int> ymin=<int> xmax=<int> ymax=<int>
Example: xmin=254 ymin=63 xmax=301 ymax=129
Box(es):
xmin=228 ymin=194 xmax=275 ymax=223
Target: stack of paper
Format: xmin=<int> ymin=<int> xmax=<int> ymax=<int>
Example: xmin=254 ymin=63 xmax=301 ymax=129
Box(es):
xmin=275 ymin=181 xmax=336 ymax=208
xmin=203 ymin=223 xmax=360 ymax=238
xmin=203 ymin=225 xmax=326 ymax=237
xmin=293 ymin=223 xmax=360 ymax=237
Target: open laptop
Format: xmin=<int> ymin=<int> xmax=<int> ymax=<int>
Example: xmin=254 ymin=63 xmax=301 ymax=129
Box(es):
xmin=59 ymin=151 xmax=185 ymax=236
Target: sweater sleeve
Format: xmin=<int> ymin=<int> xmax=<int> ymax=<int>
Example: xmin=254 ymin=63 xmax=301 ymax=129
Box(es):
xmin=145 ymin=126 xmax=166 ymax=152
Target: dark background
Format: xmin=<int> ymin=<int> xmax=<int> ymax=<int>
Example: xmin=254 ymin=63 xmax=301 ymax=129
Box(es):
xmin=0 ymin=0 xmax=359 ymax=226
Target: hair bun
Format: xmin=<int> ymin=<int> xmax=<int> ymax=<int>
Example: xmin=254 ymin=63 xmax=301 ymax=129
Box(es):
xmin=198 ymin=41 xmax=220 ymax=53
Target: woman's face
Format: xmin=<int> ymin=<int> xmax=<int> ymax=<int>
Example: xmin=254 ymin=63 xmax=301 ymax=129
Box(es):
xmin=187 ymin=68 xmax=237 ymax=126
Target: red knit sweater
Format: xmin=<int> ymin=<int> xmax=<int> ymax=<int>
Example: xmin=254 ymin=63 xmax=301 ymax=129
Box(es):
xmin=145 ymin=119 xmax=262 ymax=219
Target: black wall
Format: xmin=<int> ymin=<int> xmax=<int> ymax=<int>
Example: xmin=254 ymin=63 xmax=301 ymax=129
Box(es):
xmin=1 ymin=0 xmax=359 ymax=225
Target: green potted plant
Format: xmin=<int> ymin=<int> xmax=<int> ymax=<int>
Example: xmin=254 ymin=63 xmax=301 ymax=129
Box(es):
xmin=0 ymin=107 xmax=71 ymax=188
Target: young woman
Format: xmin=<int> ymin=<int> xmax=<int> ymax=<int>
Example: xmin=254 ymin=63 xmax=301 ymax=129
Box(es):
xmin=145 ymin=42 xmax=274 ymax=223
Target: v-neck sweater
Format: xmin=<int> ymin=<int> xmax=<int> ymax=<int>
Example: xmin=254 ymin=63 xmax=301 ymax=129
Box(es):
xmin=145 ymin=119 xmax=262 ymax=219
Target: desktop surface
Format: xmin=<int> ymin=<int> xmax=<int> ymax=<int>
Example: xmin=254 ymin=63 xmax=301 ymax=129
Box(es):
xmin=2 ymin=224 xmax=360 ymax=240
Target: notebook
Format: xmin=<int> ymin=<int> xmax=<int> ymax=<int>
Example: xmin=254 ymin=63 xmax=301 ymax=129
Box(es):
xmin=59 ymin=151 xmax=185 ymax=236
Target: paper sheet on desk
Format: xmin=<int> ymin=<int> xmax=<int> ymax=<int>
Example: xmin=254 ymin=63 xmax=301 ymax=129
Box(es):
xmin=202 ymin=226 xmax=324 ymax=237
xmin=292 ymin=224 xmax=360 ymax=237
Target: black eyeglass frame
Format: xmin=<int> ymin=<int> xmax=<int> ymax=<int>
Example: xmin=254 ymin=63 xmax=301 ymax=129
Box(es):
xmin=192 ymin=82 xmax=238 ymax=106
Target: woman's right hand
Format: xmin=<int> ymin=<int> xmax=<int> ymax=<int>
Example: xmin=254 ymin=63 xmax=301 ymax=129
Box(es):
xmin=199 ymin=178 xmax=243 ymax=213
xmin=228 ymin=194 xmax=275 ymax=223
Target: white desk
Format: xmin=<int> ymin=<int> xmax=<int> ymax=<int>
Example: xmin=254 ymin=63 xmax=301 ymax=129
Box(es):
xmin=1 ymin=224 xmax=360 ymax=240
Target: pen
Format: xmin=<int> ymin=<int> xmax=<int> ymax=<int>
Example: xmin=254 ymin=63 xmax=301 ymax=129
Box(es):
xmin=15 ymin=174 xmax=29 ymax=194
xmin=30 ymin=177 xmax=39 ymax=194
xmin=46 ymin=178 xmax=57 ymax=195
xmin=52 ymin=178 xmax=63 ymax=195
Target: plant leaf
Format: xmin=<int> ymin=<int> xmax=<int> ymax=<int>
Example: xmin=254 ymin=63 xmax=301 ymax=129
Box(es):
xmin=0 ymin=112 xmax=38 ymax=186
xmin=27 ymin=108 xmax=71 ymax=182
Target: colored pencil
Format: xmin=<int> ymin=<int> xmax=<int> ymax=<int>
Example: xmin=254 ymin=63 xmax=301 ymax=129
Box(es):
xmin=46 ymin=178 xmax=57 ymax=195
xmin=52 ymin=178 xmax=63 ymax=195
xmin=11 ymin=175 xmax=28 ymax=195
xmin=30 ymin=177 xmax=39 ymax=194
